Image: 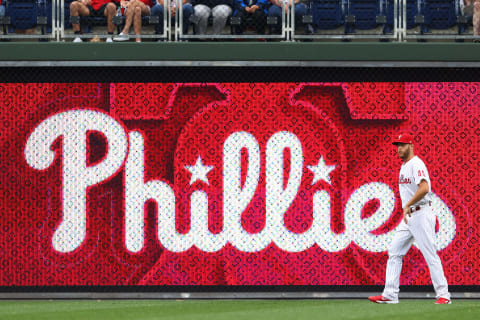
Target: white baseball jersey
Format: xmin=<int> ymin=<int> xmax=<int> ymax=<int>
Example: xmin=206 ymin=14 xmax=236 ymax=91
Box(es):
xmin=398 ymin=156 xmax=432 ymax=208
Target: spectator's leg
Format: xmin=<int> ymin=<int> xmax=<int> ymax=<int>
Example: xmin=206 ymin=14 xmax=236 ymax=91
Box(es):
xmin=268 ymin=5 xmax=281 ymax=34
xmin=133 ymin=2 xmax=150 ymax=40
xmin=105 ymin=3 xmax=117 ymax=34
xmin=133 ymin=5 xmax=142 ymax=40
xmin=234 ymin=10 xmax=246 ymax=34
xmin=194 ymin=4 xmax=211 ymax=35
xmin=211 ymin=4 xmax=232 ymax=34
xmin=0 ymin=5 xmax=6 ymax=37
xmin=122 ymin=0 xmax=138 ymax=35
xmin=70 ymin=1 xmax=90 ymax=33
xmin=252 ymin=10 xmax=266 ymax=34
xmin=182 ymin=4 xmax=194 ymax=34
xmin=151 ymin=4 xmax=164 ymax=34
xmin=474 ymin=1 xmax=480 ymax=37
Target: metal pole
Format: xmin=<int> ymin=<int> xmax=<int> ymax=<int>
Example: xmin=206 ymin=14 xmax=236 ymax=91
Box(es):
xmin=61 ymin=0 xmax=65 ymax=40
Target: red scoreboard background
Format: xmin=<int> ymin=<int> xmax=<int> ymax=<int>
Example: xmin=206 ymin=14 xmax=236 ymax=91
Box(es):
xmin=0 ymin=82 xmax=478 ymax=287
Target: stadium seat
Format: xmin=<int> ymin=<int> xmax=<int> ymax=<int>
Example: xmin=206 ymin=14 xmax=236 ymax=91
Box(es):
xmin=38 ymin=0 xmax=51 ymax=34
xmin=422 ymin=0 xmax=457 ymax=31
xmin=62 ymin=0 xmax=74 ymax=29
xmin=384 ymin=0 xmax=394 ymax=33
xmin=345 ymin=0 xmax=385 ymax=33
xmin=7 ymin=0 xmax=39 ymax=30
xmin=4 ymin=0 xmax=49 ymax=37
xmin=405 ymin=0 xmax=422 ymax=29
xmin=346 ymin=0 xmax=380 ymax=30
xmin=229 ymin=14 xmax=278 ymax=35
xmin=310 ymin=0 xmax=345 ymax=30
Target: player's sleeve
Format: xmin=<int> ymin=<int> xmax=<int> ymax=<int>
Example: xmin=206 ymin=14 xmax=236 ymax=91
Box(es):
xmin=413 ymin=159 xmax=431 ymax=192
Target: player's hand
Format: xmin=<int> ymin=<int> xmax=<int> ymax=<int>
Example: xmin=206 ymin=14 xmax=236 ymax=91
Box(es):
xmin=80 ymin=0 xmax=91 ymax=6
xmin=403 ymin=206 xmax=411 ymax=223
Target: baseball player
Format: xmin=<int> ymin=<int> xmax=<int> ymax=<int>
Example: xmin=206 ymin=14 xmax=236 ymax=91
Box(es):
xmin=369 ymin=133 xmax=451 ymax=304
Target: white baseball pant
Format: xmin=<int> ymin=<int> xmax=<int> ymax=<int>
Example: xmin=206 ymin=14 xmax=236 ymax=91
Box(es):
xmin=382 ymin=206 xmax=450 ymax=301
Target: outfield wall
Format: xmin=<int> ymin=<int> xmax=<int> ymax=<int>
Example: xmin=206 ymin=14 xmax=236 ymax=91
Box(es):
xmin=0 ymin=46 xmax=479 ymax=298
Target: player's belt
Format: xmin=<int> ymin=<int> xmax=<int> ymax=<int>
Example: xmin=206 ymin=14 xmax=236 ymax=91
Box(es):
xmin=410 ymin=201 xmax=432 ymax=213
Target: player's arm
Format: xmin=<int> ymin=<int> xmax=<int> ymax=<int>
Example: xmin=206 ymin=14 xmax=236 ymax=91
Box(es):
xmin=403 ymin=179 xmax=429 ymax=223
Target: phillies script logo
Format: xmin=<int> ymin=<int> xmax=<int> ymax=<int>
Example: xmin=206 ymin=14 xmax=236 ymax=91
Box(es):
xmin=24 ymin=111 xmax=456 ymax=255
xmin=23 ymin=84 xmax=457 ymax=258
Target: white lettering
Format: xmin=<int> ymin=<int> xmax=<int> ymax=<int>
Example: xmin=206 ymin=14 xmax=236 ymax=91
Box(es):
xmin=25 ymin=112 xmax=457 ymax=254
xmin=223 ymin=132 xmax=264 ymax=252
xmin=344 ymin=182 xmax=396 ymax=252
xmin=191 ymin=190 xmax=226 ymax=252
xmin=126 ymin=131 xmax=182 ymax=252
xmin=314 ymin=190 xmax=350 ymax=252
xmin=25 ymin=110 xmax=127 ymax=253
xmin=266 ymin=131 xmax=310 ymax=252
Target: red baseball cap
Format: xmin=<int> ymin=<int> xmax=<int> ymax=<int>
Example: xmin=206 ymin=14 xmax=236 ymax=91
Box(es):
xmin=392 ymin=133 xmax=414 ymax=145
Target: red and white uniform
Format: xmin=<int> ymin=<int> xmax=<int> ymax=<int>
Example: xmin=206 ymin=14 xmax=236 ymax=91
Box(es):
xmin=382 ymin=156 xmax=450 ymax=301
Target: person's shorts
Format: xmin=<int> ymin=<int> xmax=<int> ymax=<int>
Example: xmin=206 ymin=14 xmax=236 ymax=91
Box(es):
xmin=87 ymin=3 xmax=111 ymax=17
xmin=464 ymin=4 xmax=474 ymax=17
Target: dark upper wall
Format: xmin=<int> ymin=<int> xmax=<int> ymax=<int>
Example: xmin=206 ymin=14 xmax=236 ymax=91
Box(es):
xmin=1 ymin=42 xmax=480 ymax=64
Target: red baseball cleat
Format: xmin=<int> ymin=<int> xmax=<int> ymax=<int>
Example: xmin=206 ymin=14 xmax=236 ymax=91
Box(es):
xmin=368 ymin=295 xmax=399 ymax=304
xmin=435 ymin=298 xmax=452 ymax=304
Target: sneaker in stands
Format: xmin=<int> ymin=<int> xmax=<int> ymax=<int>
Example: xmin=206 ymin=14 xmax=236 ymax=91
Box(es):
xmin=368 ymin=295 xmax=398 ymax=304
xmin=106 ymin=37 xmax=113 ymax=43
xmin=435 ymin=298 xmax=451 ymax=304
xmin=73 ymin=37 xmax=83 ymax=43
xmin=113 ymin=33 xmax=128 ymax=41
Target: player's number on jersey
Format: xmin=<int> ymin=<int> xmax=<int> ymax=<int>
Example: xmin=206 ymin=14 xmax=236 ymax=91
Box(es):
xmin=418 ymin=170 xmax=426 ymax=177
